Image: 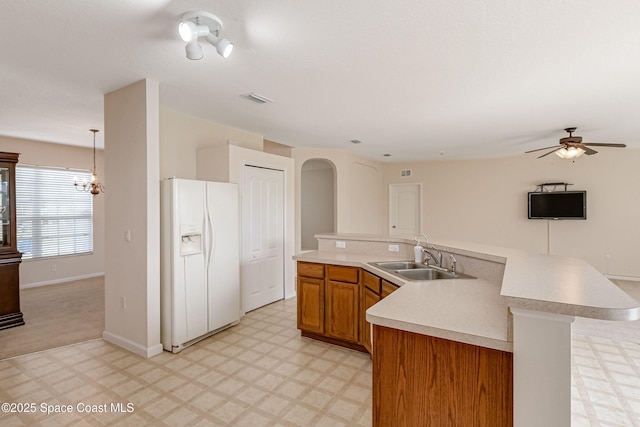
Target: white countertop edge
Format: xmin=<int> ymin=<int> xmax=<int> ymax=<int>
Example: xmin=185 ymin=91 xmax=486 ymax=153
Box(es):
xmin=504 ymin=296 xmax=640 ymax=322
xmin=366 ymin=313 xmax=513 ymax=353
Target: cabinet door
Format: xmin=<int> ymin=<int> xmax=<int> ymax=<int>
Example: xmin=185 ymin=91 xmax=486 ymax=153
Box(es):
xmin=325 ymin=280 xmax=359 ymax=342
xmin=361 ymin=287 xmax=380 ymax=353
xmin=381 ymin=280 xmax=398 ymax=298
xmin=297 ymin=277 xmax=325 ymax=334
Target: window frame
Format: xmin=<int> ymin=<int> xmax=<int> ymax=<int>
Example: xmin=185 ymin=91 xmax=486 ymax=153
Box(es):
xmin=15 ymin=164 xmax=94 ymax=261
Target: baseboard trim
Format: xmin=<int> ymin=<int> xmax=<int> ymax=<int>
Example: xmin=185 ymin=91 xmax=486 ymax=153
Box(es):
xmin=102 ymin=331 xmax=163 ymax=358
xmin=20 ymin=273 xmax=105 ymax=289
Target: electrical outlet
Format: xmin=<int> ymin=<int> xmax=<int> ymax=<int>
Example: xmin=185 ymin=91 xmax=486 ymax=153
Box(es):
xmin=51 ymin=265 xmax=57 ymax=272
xmin=388 ymin=244 xmax=400 ymax=252
xmin=120 ymin=297 xmax=126 ymax=309
xmin=336 ymin=241 xmax=346 ymax=249
xmin=604 ymin=252 xmax=612 ymax=260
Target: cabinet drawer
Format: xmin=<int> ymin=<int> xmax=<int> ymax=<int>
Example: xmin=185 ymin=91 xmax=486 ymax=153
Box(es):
xmin=363 ymin=270 xmax=381 ymax=293
xmin=297 ymin=262 xmax=325 ymax=279
xmin=381 ymin=280 xmax=399 ymax=298
xmin=327 ymin=265 xmax=359 ymax=283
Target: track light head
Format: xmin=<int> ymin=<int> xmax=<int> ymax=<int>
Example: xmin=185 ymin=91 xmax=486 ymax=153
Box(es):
xmin=205 ymin=34 xmax=234 ymax=59
xmin=178 ymin=20 xmax=196 ymax=42
xmin=178 ymin=11 xmax=233 ymax=60
xmin=185 ymin=41 xmax=203 ymax=60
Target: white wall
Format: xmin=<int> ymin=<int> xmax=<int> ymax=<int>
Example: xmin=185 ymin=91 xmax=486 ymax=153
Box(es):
xmin=103 ymin=79 xmax=162 ymax=358
xmin=381 ymin=150 xmax=640 ymax=278
xmin=0 ymin=136 xmax=105 ymax=287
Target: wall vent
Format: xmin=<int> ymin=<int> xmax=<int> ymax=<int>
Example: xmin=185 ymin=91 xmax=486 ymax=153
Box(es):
xmin=401 ymin=169 xmax=412 ymax=177
xmin=241 ymin=92 xmax=273 ymax=104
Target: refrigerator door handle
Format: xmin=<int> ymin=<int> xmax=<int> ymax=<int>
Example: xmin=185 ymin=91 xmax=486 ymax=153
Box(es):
xmin=205 ymin=191 xmax=215 ymax=272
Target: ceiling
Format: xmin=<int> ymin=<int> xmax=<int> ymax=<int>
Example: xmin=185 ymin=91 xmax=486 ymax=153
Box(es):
xmin=1 ymin=0 xmax=639 ymax=162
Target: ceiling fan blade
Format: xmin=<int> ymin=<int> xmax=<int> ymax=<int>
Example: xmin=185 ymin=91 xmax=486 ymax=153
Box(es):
xmin=525 ymin=145 xmax=559 ymax=154
xmin=580 ymin=143 xmax=627 ymax=148
xmin=537 ymin=147 xmax=562 ymax=158
xmin=582 ymin=146 xmax=598 ymax=155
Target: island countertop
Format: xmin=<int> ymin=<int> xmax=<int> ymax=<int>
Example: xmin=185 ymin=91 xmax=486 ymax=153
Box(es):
xmin=294 ymin=235 xmax=640 ymax=352
xmin=294 ymin=250 xmax=512 ymax=352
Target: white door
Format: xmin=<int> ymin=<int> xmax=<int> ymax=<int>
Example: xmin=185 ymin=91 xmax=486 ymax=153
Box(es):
xmin=389 ymin=183 xmax=421 ymax=236
xmin=242 ymin=165 xmax=285 ymax=312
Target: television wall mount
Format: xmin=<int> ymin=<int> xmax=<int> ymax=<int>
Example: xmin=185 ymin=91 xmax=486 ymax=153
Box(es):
xmin=535 ymin=182 xmax=573 ymax=192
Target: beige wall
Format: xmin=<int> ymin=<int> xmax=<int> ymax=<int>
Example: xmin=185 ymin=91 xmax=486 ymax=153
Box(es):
xmin=301 ymin=163 xmax=335 ymax=250
xmin=292 ymin=148 xmax=383 ymax=252
xmin=0 ymin=136 xmax=105 ymax=287
xmin=159 ymin=108 xmax=264 ymax=180
xmin=103 ymin=79 xmax=162 ymax=357
xmin=381 ymin=150 xmax=640 ymax=278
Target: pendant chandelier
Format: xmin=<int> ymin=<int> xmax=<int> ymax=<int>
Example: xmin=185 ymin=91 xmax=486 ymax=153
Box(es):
xmin=74 ymin=129 xmax=105 ymax=196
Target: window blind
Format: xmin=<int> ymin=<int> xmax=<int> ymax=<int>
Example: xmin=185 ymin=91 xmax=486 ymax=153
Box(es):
xmin=16 ymin=165 xmax=93 ymax=260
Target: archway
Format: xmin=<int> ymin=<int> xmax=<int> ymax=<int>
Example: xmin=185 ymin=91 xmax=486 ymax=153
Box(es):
xmin=301 ymin=159 xmax=336 ymax=250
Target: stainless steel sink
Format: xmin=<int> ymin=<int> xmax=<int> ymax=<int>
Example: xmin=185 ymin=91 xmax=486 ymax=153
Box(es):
xmin=370 ymin=261 xmax=475 ymax=281
xmin=394 ymin=268 xmax=474 ymax=281
xmin=371 ymin=261 xmax=429 ymax=270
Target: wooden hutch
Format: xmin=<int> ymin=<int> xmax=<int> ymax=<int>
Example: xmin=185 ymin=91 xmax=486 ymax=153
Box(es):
xmin=0 ymin=152 xmax=24 ymax=329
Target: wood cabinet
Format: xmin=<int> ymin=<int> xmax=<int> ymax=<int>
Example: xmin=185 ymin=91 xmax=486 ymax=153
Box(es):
xmin=0 ymin=152 xmax=24 ymax=330
xmin=325 ymin=265 xmax=360 ymax=342
xmin=361 ymin=270 xmax=381 ymax=353
xmin=296 ymin=261 xmax=401 ymax=353
xmin=297 ymin=262 xmax=325 ymax=334
xmin=297 ymin=261 xmax=364 ymax=351
xmin=380 ymin=279 xmax=398 ymax=298
xmin=373 ymin=325 xmax=513 ymax=426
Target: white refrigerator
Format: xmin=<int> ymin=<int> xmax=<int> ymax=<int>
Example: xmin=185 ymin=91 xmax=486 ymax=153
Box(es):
xmin=161 ymin=178 xmax=240 ymax=353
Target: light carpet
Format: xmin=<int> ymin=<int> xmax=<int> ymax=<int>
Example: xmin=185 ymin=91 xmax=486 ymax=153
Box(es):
xmin=0 ymin=276 xmax=104 ymax=360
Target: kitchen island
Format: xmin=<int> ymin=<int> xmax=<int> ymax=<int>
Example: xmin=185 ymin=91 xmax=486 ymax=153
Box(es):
xmin=294 ymin=234 xmax=640 ymax=427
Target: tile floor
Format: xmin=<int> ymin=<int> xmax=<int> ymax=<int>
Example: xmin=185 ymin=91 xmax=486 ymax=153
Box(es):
xmin=0 ymin=297 xmax=638 ymax=426
xmin=571 ymin=335 xmax=640 ymax=426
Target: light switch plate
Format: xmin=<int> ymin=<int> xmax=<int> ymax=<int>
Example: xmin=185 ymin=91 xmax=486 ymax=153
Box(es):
xmin=388 ymin=244 xmax=400 ymax=252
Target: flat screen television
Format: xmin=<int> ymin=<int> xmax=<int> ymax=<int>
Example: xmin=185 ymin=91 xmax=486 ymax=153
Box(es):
xmin=528 ymin=191 xmax=587 ymax=220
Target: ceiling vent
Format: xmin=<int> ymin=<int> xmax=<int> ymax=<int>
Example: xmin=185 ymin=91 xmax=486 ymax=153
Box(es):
xmin=241 ymin=92 xmax=273 ymax=104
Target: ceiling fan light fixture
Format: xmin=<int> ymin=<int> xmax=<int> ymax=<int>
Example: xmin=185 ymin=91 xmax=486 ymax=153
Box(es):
xmin=555 ymin=146 xmax=585 ymax=159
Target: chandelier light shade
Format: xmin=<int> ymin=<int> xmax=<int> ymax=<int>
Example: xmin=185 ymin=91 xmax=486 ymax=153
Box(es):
xmin=178 ymin=11 xmax=233 ymax=60
xmin=74 ymin=129 xmax=105 ymax=196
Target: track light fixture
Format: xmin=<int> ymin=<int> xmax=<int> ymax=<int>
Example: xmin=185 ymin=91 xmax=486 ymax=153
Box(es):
xmin=178 ymin=11 xmax=233 ymax=60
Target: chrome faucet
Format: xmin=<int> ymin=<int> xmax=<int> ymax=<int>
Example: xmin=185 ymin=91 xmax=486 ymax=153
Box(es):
xmin=414 ymin=234 xmax=444 ymax=267
xmin=449 ymin=254 xmax=457 ymax=274
xmin=424 ymin=246 xmax=443 ymax=268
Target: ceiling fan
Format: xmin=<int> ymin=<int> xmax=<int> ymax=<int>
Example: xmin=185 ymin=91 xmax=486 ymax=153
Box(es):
xmin=525 ymin=127 xmax=627 ymax=159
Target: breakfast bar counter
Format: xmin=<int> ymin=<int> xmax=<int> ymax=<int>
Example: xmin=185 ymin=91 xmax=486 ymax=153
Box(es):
xmin=295 ymin=233 xmax=640 ymax=427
